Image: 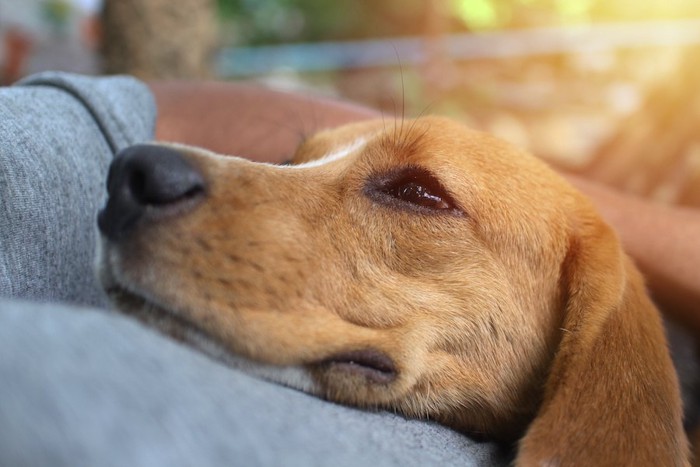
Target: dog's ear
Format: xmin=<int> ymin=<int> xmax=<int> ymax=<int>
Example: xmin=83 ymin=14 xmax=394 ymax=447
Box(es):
xmin=517 ymin=214 xmax=689 ymax=466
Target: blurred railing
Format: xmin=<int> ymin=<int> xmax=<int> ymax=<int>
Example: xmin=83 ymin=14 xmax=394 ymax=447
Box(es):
xmin=217 ymin=18 xmax=700 ymax=77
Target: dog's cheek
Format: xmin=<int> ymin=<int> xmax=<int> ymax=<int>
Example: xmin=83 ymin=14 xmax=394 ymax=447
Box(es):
xmin=397 ymin=343 xmax=540 ymax=438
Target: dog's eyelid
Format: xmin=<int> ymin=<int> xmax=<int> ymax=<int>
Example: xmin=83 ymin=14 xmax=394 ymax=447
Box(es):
xmin=365 ymin=166 xmax=463 ymax=214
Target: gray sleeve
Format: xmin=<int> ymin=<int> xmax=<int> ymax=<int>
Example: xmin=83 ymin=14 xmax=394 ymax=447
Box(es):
xmin=0 ymin=72 xmax=156 ymax=307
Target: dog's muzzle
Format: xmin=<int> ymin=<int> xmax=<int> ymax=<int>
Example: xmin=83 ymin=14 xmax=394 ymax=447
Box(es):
xmin=97 ymin=145 xmax=206 ymax=241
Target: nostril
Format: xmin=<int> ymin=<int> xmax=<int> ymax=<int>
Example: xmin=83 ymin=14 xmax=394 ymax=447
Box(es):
xmin=128 ymin=164 xmax=205 ymax=206
xmin=129 ymin=169 xmax=147 ymax=203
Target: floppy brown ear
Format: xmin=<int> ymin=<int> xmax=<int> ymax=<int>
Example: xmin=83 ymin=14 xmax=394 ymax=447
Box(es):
xmin=517 ymin=216 xmax=689 ymax=466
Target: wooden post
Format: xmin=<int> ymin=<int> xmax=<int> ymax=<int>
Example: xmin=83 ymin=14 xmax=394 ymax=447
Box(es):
xmin=100 ymin=0 xmax=217 ymax=79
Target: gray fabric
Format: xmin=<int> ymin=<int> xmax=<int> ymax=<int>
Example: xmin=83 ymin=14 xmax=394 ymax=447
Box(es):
xmin=0 ymin=71 xmax=155 ymax=307
xmin=0 ymin=299 xmax=511 ymax=467
xmin=0 ymin=72 xmax=511 ymax=466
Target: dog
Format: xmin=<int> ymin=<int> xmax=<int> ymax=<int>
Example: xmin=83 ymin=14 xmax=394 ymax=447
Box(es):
xmin=97 ymin=116 xmax=690 ymax=466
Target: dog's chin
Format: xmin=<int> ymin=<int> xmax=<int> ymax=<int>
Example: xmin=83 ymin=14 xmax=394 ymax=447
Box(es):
xmin=101 ymin=282 xmax=322 ymax=394
xmin=104 ymin=284 xmax=214 ymax=350
xmin=104 ymin=284 xmax=228 ymax=360
xmin=96 ymin=241 xmax=257 ymax=377
xmin=101 ymin=278 xmax=400 ymax=404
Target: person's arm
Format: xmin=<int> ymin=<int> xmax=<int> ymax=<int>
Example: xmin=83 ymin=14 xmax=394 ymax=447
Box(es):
xmin=567 ymin=175 xmax=700 ymax=332
xmin=148 ymin=81 xmax=380 ymax=163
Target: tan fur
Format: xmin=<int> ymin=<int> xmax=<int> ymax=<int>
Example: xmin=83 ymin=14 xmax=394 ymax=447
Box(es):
xmin=100 ymin=116 xmax=689 ymax=465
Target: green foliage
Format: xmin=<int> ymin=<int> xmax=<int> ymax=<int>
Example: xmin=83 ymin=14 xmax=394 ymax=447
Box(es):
xmin=42 ymin=0 xmax=73 ymax=35
xmin=452 ymin=0 xmax=500 ymax=30
xmin=217 ymin=0 xmax=434 ymax=45
xmin=451 ymin=0 xmax=601 ymax=30
xmin=217 ymin=0 xmax=700 ymax=46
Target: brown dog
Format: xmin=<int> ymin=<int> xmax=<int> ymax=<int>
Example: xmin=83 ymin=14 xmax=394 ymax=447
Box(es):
xmin=97 ymin=116 xmax=689 ymax=466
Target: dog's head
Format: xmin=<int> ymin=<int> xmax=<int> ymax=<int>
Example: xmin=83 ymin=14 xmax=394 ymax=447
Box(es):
xmin=97 ymin=116 xmax=687 ymax=464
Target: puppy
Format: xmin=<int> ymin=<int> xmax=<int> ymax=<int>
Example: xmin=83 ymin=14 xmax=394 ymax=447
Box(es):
xmin=97 ymin=116 xmax=689 ymax=466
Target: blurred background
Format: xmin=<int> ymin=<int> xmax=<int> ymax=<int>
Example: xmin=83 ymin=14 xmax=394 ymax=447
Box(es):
xmin=2 ymin=0 xmax=700 ymax=205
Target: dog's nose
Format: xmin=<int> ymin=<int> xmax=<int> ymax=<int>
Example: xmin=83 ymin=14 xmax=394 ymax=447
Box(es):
xmin=98 ymin=144 xmax=205 ymax=241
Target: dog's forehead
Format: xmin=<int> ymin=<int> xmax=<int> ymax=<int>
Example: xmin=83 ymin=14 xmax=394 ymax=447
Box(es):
xmin=365 ymin=118 xmax=580 ymax=226
xmin=359 ymin=117 xmax=529 ymax=173
xmin=284 ymin=116 xmax=574 ymax=221
xmin=290 ymin=116 xmax=537 ymax=182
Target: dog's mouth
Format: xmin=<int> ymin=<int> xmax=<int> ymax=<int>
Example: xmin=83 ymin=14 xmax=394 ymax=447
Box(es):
xmin=320 ymin=349 xmax=398 ymax=384
xmin=103 ymin=284 xmax=219 ymax=350
xmin=104 ymin=282 xmax=399 ymax=387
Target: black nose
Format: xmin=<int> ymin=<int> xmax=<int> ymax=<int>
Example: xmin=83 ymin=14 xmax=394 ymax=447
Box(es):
xmin=98 ymin=144 xmax=205 ymax=241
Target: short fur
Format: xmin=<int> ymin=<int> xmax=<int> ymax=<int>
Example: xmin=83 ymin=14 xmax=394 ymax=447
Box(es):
xmin=99 ymin=116 xmax=689 ymax=466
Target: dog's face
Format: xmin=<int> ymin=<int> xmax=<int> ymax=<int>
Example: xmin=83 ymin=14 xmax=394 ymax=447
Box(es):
xmin=98 ymin=116 xmax=687 ymax=462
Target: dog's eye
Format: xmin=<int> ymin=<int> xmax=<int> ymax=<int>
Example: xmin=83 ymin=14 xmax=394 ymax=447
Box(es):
xmin=367 ymin=167 xmax=458 ymax=213
xmin=390 ymin=180 xmax=450 ymax=209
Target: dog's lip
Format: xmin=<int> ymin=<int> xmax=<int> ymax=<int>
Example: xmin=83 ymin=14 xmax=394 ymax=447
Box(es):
xmin=105 ymin=281 xmax=399 ymax=385
xmin=104 ymin=283 xmax=207 ymax=339
xmin=320 ymin=349 xmax=398 ymax=384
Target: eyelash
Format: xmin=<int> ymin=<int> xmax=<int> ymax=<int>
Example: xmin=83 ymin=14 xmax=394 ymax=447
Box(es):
xmin=365 ymin=166 xmax=460 ymax=213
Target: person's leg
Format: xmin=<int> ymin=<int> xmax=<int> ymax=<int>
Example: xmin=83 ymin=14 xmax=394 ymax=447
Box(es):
xmin=0 ymin=298 xmax=511 ymax=467
xmin=0 ymin=73 xmax=155 ymax=305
